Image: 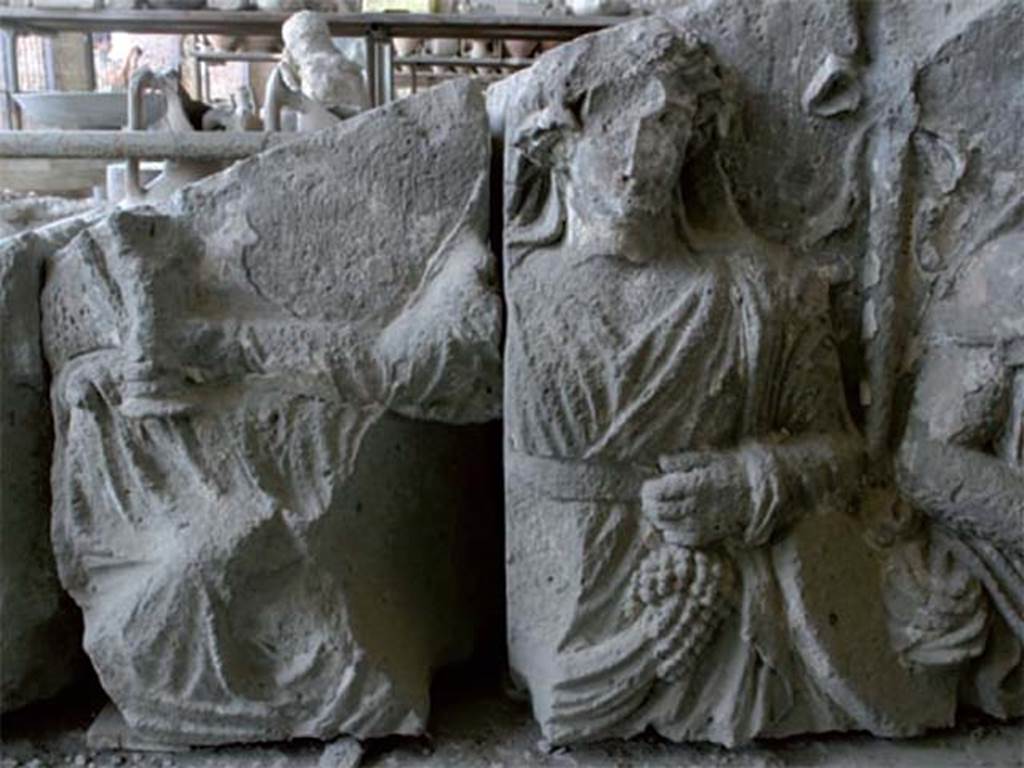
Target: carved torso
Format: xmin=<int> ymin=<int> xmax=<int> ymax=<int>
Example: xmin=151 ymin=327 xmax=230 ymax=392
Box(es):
xmin=507 ymin=242 xmax=792 ymax=464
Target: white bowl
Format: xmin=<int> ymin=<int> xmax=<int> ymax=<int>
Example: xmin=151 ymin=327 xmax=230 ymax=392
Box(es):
xmin=13 ymin=91 xmax=165 ymax=130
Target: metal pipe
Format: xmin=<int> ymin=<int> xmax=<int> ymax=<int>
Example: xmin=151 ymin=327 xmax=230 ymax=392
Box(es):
xmin=396 ymin=54 xmax=531 ymax=69
xmin=363 ymin=31 xmax=377 ymax=108
xmin=1 ymin=29 xmax=19 ymax=130
xmin=191 ymin=34 xmax=202 ymax=100
xmin=42 ymin=34 xmax=56 ymax=90
xmin=83 ymin=31 xmax=96 ymax=91
xmin=380 ymin=34 xmax=393 ymax=103
xmin=0 ymin=9 xmax=618 ymax=41
xmin=0 ymin=130 xmax=292 ymax=160
xmin=0 ymin=28 xmax=16 ymax=92
xmin=193 ymin=49 xmax=280 ymax=63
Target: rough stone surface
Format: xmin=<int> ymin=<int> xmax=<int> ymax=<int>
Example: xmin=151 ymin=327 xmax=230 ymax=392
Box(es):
xmin=1 ymin=214 xmax=96 ymax=712
xmin=41 ymin=79 xmax=502 ymax=746
xmin=0 ymin=194 xmax=96 ymax=239
xmin=494 ymin=2 xmax=1022 ymax=747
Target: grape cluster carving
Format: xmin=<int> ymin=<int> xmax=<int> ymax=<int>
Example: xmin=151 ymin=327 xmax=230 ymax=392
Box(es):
xmin=626 ymin=544 xmax=737 ymax=682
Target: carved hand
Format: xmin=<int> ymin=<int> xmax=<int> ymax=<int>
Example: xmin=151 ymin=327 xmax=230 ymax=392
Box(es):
xmin=640 ymin=452 xmax=753 ymax=547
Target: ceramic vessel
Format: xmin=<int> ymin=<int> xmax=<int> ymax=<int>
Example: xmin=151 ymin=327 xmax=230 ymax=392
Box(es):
xmin=13 ymin=92 xmax=164 ymax=130
xmin=429 ymin=38 xmax=460 ymax=74
xmin=503 ymin=38 xmax=537 ymax=60
xmin=394 ymin=37 xmax=420 ymax=57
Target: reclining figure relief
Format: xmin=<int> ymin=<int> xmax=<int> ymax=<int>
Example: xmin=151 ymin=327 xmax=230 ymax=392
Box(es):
xmin=495 ymin=16 xmax=957 ymax=747
xmin=41 ymin=80 xmax=501 ymax=746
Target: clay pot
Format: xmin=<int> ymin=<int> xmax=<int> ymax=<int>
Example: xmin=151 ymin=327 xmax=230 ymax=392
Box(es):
xmin=465 ymin=39 xmax=490 ymax=59
xmin=429 ymin=38 xmax=460 ymax=74
xmin=504 ymin=38 xmax=537 ymax=60
xmin=394 ymin=37 xmax=420 ymax=57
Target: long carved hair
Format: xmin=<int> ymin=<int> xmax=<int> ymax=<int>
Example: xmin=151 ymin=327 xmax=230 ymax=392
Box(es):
xmin=504 ymin=16 xmax=734 ymax=256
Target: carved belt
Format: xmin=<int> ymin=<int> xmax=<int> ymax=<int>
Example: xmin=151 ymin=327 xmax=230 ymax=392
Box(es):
xmin=507 ymin=450 xmax=655 ymax=503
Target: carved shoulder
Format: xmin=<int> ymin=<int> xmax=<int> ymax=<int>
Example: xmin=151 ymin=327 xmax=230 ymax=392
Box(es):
xmin=909 ymin=342 xmax=1011 ymax=449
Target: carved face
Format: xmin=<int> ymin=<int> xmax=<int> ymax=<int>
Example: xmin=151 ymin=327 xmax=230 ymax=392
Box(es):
xmin=508 ymin=25 xmax=723 ymax=259
xmin=566 ymin=77 xmax=696 ymax=249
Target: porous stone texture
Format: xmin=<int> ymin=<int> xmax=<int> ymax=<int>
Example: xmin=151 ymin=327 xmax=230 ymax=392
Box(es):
xmin=41 ymin=79 xmax=502 ymax=746
xmin=1 ymin=215 xmax=96 ymax=713
xmin=494 ymin=1 xmax=1022 ymax=747
xmin=0 ymin=194 xmax=96 ymax=239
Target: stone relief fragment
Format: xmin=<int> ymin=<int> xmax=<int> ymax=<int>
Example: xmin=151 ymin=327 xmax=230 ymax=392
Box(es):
xmin=843 ymin=0 xmax=1019 ymax=729
xmin=875 ymin=0 xmax=1024 ymax=722
xmin=41 ymin=79 xmax=502 ymax=746
xmin=886 ymin=234 xmax=1024 ymax=717
xmin=1 ymin=213 xmax=96 ymax=712
xmin=494 ymin=15 xmax=958 ymax=747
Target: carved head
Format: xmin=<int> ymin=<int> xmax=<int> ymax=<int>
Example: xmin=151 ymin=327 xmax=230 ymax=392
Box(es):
xmin=281 ymin=11 xmax=335 ymax=60
xmin=506 ymin=17 xmax=731 ymax=257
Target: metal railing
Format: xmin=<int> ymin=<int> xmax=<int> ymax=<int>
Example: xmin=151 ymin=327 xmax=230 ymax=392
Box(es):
xmin=0 ymin=9 xmax=622 ymax=128
xmin=0 ymin=8 xmax=625 ymax=156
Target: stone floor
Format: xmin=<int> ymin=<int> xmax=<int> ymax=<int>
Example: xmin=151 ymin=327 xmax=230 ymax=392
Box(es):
xmin=2 ymin=669 xmax=1022 ymax=768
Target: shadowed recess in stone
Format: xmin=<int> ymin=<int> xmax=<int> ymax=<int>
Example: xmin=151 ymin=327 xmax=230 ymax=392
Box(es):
xmin=1 ymin=213 xmax=99 ymax=714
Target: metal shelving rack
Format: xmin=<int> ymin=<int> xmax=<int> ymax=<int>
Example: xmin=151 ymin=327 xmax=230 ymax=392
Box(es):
xmin=0 ymin=8 xmax=621 ymax=127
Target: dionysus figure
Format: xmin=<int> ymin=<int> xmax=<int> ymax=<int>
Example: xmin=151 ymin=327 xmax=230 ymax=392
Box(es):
xmin=886 ymin=231 xmax=1024 ymax=718
xmin=497 ymin=16 xmax=945 ymax=746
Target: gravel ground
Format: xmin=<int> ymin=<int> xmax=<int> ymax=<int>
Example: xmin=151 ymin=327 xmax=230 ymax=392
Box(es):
xmin=2 ymin=670 xmax=1021 ymax=768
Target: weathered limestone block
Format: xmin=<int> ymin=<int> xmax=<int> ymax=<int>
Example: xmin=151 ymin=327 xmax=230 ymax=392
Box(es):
xmin=41 ymin=79 xmax=501 ymax=745
xmin=1 ymin=215 xmax=96 ymax=712
xmin=495 ymin=15 xmax=958 ymax=747
xmin=0 ymin=195 xmax=96 ymax=239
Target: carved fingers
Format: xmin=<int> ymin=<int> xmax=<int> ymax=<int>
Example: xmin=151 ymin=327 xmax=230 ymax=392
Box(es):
xmin=641 ymin=453 xmax=750 ymax=547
